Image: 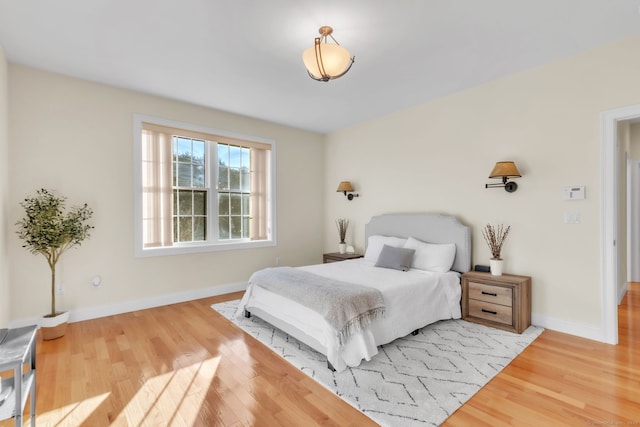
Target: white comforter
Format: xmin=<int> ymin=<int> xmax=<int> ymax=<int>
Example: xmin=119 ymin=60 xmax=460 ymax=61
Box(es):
xmin=236 ymin=258 xmax=461 ymax=372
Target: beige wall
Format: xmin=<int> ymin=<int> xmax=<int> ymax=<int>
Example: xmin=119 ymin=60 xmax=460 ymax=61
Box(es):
xmin=8 ymin=65 xmax=325 ymax=320
xmin=324 ymin=35 xmax=640 ymax=336
xmin=0 ymin=45 xmax=9 ymax=327
xmin=631 ymin=123 xmax=640 ymax=158
xmin=618 ymin=121 xmax=629 ymax=301
xmin=628 ymin=123 xmax=640 ymax=284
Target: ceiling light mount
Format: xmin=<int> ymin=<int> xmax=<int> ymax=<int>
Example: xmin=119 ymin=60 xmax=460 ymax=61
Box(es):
xmin=318 ymin=26 xmax=334 ymax=37
xmin=302 ymin=26 xmax=355 ymax=82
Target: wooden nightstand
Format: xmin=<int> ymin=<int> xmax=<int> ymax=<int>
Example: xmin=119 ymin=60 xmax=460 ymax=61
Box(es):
xmin=323 ymin=252 xmax=363 ymax=263
xmin=461 ymin=271 xmax=531 ymax=334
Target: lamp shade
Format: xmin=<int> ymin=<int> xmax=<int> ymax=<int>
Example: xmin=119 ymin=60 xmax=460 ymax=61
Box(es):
xmin=488 ymin=161 xmax=521 ymax=179
xmin=336 ymin=181 xmax=354 ymax=192
xmin=303 ymin=42 xmax=352 ymax=80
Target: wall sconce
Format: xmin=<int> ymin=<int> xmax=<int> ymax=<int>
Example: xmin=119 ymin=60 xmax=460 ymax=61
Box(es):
xmin=337 ymin=181 xmax=359 ymax=200
xmin=485 ymin=161 xmax=522 ymax=193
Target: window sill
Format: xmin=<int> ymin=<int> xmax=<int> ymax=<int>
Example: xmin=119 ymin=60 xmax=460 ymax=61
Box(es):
xmin=135 ymin=239 xmax=275 ymax=257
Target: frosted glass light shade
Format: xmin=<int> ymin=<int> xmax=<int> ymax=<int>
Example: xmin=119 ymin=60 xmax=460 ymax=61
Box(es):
xmin=303 ymin=42 xmax=352 ymax=80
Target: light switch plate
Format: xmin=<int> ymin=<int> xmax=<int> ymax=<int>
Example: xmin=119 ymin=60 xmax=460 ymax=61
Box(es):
xmin=564 ymin=212 xmax=581 ymax=224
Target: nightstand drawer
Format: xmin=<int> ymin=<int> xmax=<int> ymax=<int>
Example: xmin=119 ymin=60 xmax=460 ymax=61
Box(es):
xmin=468 ymin=300 xmax=513 ymax=325
xmin=468 ymin=282 xmax=512 ymax=306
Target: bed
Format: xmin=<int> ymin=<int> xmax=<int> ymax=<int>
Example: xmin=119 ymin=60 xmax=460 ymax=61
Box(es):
xmin=235 ymin=213 xmax=471 ymax=372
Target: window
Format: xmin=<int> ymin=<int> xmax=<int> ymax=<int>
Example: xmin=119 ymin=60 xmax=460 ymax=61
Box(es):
xmin=173 ymin=136 xmax=207 ymax=242
xmin=217 ymin=143 xmax=251 ymax=240
xmin=134 ymin=115 xmax=275 ymax=256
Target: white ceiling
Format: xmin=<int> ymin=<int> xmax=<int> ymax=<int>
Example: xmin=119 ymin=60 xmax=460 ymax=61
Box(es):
xmin=0 ymin=1 xmax=639 ymax=134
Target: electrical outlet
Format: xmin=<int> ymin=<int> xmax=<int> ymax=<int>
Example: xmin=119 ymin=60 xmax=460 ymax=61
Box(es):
xmin=91 ymin=275 xmax=102 ymax=288
xmin=56 ymin=282 xmax=64 ymax=295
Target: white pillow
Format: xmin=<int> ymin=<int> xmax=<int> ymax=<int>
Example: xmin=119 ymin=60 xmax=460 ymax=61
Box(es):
xmin=403 ymin=237 xmax=456 ymax=273
xmin=364 ymin=235 xmax=408 ymax=262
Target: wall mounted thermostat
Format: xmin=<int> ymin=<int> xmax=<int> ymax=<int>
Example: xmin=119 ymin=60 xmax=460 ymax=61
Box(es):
xmin=564 ymin=186 xmax=585 ymax=200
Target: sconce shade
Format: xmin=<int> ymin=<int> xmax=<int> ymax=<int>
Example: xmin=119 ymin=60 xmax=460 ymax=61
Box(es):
xmin=337 ymin=181 xmax=358 ymax=200
xmin=486 ymin=161 xmax=521 ymax=193
xmin=302 ymin=26 xmax=354 ymax=82
xmin=488 ymin=161 xmax=521 ymax=179
xmin=336 ymin=181 xmax=354 ymax=193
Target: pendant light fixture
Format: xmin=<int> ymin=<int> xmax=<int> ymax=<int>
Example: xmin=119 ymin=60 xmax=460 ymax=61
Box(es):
xmin=302 ymin=26 xmax=355 ymax=82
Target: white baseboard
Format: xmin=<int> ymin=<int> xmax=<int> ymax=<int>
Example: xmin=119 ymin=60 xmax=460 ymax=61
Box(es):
xmin=10 ymin=285 xmax=617 ymax=346
xmin=532 ymin=313 xmax=608 ymax=343
xmin=9 ymin=282 xmax=247 ymax=329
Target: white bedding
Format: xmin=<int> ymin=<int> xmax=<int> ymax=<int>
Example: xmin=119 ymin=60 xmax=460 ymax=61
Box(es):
xmin=235 ymin=258 xmax=461 ymax=372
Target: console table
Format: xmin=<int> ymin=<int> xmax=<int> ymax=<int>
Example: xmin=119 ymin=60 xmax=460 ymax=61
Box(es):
xmin=0 ymin=325 xmax=37 ymax=426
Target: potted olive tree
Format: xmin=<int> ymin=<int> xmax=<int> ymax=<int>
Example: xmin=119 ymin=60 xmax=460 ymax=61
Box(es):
xmin=16 ymin=189 xmax=93 ymax=339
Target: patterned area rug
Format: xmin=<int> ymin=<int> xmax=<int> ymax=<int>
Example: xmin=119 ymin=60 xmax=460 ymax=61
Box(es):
xmin=211 ymin=300 xmax=543 ymax=426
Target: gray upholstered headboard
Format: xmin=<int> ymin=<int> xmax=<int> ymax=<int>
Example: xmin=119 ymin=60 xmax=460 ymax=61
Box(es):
xmin=364 ymin=213 xmax=471 ymax=273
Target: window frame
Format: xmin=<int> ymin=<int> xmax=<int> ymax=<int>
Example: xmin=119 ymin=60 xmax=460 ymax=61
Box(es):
xmin=172 ymin=136 xmax=209 ymax=243
xmin=216 ymin=142 xmax=252 ymax=241
xmin=133 ymin=114 xmax=276 ymax=257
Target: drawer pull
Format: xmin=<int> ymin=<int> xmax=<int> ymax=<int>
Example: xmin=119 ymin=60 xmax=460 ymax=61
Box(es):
xmin=481 ymin=308 xmax=498 ymax=315
xmin=481 ymin=291 xmax=498 ymax=297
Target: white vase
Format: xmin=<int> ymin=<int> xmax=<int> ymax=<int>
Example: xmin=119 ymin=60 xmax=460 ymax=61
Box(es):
xmin=40 ymin=311 xmax=70 ymax=340
xmin=339 ymin=243 xmax=347 ymax=254
xmin=489 ymin=259 xmax=503 ymax=276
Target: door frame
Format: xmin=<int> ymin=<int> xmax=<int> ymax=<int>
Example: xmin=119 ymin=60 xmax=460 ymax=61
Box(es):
xmin=601 ymin=103 xmax=640 ymax=344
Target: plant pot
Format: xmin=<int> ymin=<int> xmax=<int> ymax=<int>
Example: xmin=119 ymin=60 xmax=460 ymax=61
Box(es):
xmin=489 ymin=259 xmax=503 ymax=276
xmin=40 ymin=311 xmax=70 ymax=340
xmin=339 ymin=243 xmax=347 ymax=254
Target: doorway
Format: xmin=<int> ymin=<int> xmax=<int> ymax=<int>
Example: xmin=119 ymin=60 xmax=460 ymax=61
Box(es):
xmin=602 ymin=104 xmax=640 ymax=345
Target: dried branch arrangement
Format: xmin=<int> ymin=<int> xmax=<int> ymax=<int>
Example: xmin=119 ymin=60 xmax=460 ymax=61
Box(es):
xmin=482 ymin=223 xmax=511 ymax=260
xmin=336 ymin=218 xmax=349 ymax=243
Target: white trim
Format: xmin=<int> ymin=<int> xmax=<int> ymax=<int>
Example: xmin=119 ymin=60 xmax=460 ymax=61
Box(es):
xmin=137 ymin=239 xmax=276 ymax=257
xmin=133 ymin=115 xmax=144 ymax=257
xmin=8 ymin=282 xmax=248 ymax=328
xmin=531 ymin=313 xmax=605 ymax=343
xmin=132 ymin=113 xmax=277 ymax=257
xmin=600 ymin=103 xmax=640 ymax=345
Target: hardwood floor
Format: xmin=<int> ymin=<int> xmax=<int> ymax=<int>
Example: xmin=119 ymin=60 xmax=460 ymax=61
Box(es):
xmin=445 ymin=282 xmax=640 ymax=426
xmin=2 ymin=283 xmax=639 ymax=426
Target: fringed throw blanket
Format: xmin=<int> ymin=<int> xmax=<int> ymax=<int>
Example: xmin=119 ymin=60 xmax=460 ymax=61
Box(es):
xmin=249 ymin=267 xmax=385 ymax=345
